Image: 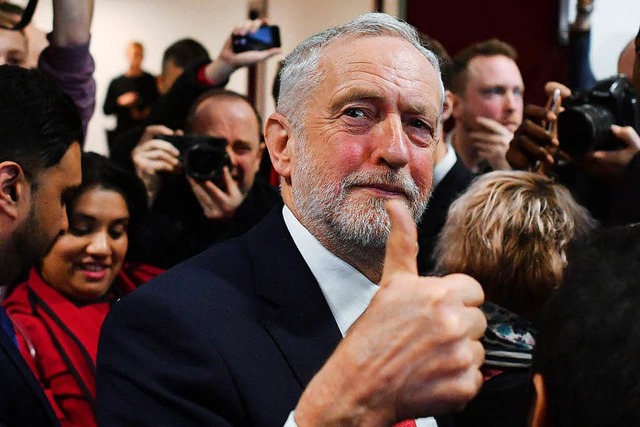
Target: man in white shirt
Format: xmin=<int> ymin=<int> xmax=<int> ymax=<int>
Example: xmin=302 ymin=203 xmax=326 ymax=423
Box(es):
xmin=449 ymin=39 xmax=525 ymax=173
xmin=97 ymin=13 xmax=486 ymax=427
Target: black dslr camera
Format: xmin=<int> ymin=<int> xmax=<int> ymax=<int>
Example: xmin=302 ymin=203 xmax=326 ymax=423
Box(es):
xmin=157 ymin=134 xmax=231 ymax=183
xmin=557 ymin=76 xmax=640 ymax=156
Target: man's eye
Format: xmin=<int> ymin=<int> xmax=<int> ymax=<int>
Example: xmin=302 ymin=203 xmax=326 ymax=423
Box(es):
xmin=344 ymin=108 xmax=366 ymax=118
xmin=407 ymin=118 xmax=429 ymax=130
xmin=483 ymin=87 xmax=505 ymax=96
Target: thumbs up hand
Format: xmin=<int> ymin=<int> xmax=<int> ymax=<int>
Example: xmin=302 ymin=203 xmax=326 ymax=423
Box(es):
xmin=295 ymin=200 xmax=486 ymax=426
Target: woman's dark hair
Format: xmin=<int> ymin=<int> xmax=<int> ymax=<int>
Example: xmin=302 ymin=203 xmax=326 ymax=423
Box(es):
xmin=71 ymin=152 xmax=148 ymax=260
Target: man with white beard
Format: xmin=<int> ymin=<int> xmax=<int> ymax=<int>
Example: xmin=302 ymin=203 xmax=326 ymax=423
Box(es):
xmin=97 ymin=12 xmax=486 ymax=427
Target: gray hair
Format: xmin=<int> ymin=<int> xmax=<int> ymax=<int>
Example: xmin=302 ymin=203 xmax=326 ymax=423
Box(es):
xmin=277 ymin=12 xmax=445 ymax=137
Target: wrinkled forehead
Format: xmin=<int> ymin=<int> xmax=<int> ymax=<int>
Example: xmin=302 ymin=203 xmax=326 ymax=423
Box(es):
xmin=318 ymin=35 xmax=443 ymax=106
xmin=191 ymin=96 xmax=261 ymax=136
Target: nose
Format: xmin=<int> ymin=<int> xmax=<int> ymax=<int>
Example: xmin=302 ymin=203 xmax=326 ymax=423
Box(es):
xmin=86 ymin=232 xmax=111 ymax=257
xmin=504 ymin=91 xmax=518 ymax=113
xmin=372 ymin=114 xmax=410 ymax=169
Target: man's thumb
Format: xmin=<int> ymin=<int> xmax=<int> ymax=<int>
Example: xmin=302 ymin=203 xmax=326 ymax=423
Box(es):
xmin=380 ymin=199 xmax=419 ymax=285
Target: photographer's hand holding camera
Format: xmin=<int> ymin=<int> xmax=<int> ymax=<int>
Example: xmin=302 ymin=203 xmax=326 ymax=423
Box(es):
xmin=507 ymin=77 xmax=640 ymax=224
xmin=187 ymin=166 xmax=246 ymax=221
xmin=132 ymin=124 xmax=181 ymax=205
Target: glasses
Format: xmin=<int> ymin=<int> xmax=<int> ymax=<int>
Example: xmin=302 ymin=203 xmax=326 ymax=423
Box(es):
xmin=0 ymin=0 xmax=39 ymax=31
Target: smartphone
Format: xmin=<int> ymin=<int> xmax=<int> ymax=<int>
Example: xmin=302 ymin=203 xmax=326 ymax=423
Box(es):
xmin=232 ymin=25 xmax=281 ymax=53
xmin=545 ymin=88 xmax=561 ymax=132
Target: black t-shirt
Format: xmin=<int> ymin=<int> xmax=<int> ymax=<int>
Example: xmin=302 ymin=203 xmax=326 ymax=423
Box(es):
xmin=103 ymin=72 xmax=159 ymax=136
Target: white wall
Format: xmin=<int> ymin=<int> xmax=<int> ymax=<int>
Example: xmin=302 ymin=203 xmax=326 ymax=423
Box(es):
xmin=568 ymin=0 xmax=640 ymax=79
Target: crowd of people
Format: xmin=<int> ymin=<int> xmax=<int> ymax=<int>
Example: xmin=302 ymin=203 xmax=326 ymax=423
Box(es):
xmin=1 ymin=0 xmax=640 ymax=426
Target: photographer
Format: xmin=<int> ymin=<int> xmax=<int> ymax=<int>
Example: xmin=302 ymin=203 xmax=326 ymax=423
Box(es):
xmin=131 ymin=89 xmax=280 ymax=268
xmin=507 ymin=28 xmax=640 ymax=225
xmin=110 ymin=18 xmax=279 ymax=171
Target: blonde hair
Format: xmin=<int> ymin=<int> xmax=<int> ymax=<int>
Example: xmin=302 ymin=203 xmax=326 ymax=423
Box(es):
xmin=434 ymin=171 xmax=596 ymax=320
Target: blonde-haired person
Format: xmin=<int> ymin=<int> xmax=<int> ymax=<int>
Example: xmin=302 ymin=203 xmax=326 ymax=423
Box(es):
xmin=433 ymin=170 xmax=596 ymax=427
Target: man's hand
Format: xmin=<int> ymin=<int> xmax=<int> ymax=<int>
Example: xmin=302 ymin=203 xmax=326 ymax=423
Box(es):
xmin=506 ymin=82 xmax=571 ymax=171
xmin=470 ymin=117 xmax=514 ymax=170
xmin=506 ymin=105 xmax=558 ymax=170
xmin=204 ymin=19 xmax=282 ymax=85
xmin=295 ymin=200 xmax=486 ymax=426
xmin=577 ymin=125 xmax=640 ymax=183
xmin=187 ymin=167 xmax=246 ymax=221
xmin=132 ymin=125 xmax=181 ymax=205
xmin=117 ymin=91 xmax=139 ymax=108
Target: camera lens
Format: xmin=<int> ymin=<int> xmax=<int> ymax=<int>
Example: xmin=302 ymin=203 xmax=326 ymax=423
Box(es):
xmin=184 ymin=144 xmax=231 ymax=182
xmin=557 ymin=105 xmax=614 ymax=156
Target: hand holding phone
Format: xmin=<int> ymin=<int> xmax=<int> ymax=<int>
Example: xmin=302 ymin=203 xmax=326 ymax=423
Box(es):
xmin=232 ymin=25 xmax=281 ymax=53
xmin=544 ymin=88 xmax=562 ymax=133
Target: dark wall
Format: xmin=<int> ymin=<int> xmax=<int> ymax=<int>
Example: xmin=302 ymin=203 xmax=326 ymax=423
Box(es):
xmin=406 ymin=0 xmax=568 ymax=105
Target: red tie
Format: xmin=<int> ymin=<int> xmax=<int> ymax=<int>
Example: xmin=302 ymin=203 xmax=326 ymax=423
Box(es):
xmin=394 ymin=420 xmax=417 ymax=427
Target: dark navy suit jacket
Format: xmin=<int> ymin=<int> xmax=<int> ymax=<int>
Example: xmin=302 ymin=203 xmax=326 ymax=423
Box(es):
xmin=97 ymin=208 xmax=454 ymax=426
xmin=0 ymin=322 xmax=59 ymax=426
xmin=418 ymin=158 xmax=475 ymax=275
xmin=97 ymin=209 xmax=341 ymax=426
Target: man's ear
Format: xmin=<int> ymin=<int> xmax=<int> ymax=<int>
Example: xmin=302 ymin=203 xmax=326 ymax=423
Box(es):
xmin=530 ymin=373 xmax=550 ymax=427
xmin=451 ymin=92 xmax=464 ymax=121
xmin=442 ymin=89 xmax=455 ymax=122
xmin=0 ymin=161 xmax=27 ymax=221
xmin=265 ymin=112 xmax=295 ymax=180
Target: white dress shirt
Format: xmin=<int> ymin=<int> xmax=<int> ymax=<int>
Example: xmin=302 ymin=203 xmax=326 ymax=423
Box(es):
xmin=433 ymin=137 xmax=458 ymax=189
xmin=282 ymin=206 xmax=437 ymax=427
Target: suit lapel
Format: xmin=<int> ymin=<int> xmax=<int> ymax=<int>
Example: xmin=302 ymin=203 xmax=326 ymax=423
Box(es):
xmin=248 ymin=209 xmax=342 ymax=387
xmin=0 ymin=325 xmax=59 ymax=425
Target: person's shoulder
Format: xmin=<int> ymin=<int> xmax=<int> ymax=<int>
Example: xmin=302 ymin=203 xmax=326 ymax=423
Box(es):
xmin=125 ymin=234 xmax=254 ymax=302
xmin=109 ymin=74 xmax=128 ymax=84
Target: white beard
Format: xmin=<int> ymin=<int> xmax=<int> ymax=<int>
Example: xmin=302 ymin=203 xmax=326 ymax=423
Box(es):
xmin=291 ymin=137 xmax=430 ymax=251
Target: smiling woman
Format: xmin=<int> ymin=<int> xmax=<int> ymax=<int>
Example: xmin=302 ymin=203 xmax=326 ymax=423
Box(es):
xmin=1 ymin=152 xmax=164 ymax=427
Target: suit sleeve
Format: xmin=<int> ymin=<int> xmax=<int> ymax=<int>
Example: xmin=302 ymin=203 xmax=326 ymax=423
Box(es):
xmin=96 ymin=285 xmax=246 ymax=426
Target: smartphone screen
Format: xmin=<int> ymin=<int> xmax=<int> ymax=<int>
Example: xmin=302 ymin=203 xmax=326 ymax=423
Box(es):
xmin=232 ymin=25 xmax=281 ymax=53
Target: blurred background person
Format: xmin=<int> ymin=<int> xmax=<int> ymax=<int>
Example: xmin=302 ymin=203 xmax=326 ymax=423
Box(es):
xmin=450 ymin=39 xmax=525 ymax=173
xmin=2 ymin=153 xmax=163 ymax=427
xmin=129 ymin=89 xmax=280 ymax=268
xmin=433 ymin=170 xmax=595 ymax=427
xmin=103 ymin=41 xmax=158 ymax=150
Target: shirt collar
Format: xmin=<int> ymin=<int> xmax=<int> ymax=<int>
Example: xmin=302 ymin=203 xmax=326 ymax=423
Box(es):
xmin=282 ymin=206 xmax=378 ymax=337
xmin=433 ymin=136 xmax=457 ymax=188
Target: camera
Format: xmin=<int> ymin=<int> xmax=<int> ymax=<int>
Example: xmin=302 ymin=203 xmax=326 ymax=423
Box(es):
xmin=157 ymin=134 xmax=231 ymax=183
xmin=232 ymin=25 xmax=281 ymax=53
xmin=557 ymin=76 xmax=640 ymax=156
